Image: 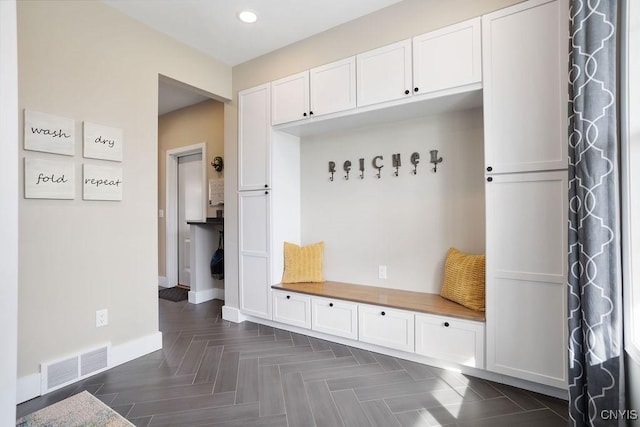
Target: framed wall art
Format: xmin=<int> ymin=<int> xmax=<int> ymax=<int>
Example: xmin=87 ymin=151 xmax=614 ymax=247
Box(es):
xmin=24 ymin=109 xmax=75 ymax=156
xmin=83 ymin=164 xmax=123 ymax=201
xmin=24 ymin=158 xmax=75 ymax=199
xmin=83 ymin=122 xmax=123 ymax=162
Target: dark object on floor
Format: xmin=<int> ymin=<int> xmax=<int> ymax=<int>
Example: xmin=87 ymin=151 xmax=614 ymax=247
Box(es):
xmin=158 ymin=286 xmax=188 ymax=302
xmin=211 ymin=230 xmax=224 ymax=279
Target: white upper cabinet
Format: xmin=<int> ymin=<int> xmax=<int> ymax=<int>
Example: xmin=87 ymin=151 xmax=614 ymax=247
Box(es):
xmin=271 ymin=71 xmax=309 ymax=125
xmin=482 ymin=0 xmax=568 ymax=173
xmin=413 ymin=17 xmax=481 ymax=95
xmin=272 ymin=57 xmax=357 ymax=126
xmin=310 ymin=57 xmax=357 ymax=117
xmin=238 ymin=83 xmax=271 ymax=191
xmin=357 ymin=39 xmax=413 ymax=107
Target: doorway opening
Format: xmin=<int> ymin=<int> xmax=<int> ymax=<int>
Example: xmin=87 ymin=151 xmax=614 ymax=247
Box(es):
xmin=165 ymin=143 xmax=207 ymax=288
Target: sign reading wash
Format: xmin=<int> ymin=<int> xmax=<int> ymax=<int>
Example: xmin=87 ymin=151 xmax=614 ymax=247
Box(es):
xmin=83 ymin=122 xmax=123 ymax=161
xmin=24 ymin=110 xmax=75 ymax=156
xmin=83 ymin=164 xmax=123 ymax=201
xmin=24 ymin=158 xmax=75 ymax=199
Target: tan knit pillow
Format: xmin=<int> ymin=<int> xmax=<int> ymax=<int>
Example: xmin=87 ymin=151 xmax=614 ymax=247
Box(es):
xmin=282 ymin=241 xmax=325 ymax=283
xmin=440 ymin=247 xmax=485 ymax=311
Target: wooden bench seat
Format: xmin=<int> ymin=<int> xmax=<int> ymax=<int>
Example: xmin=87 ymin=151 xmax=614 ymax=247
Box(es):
xmin=272 ymin=281 xmax=485 ymax=322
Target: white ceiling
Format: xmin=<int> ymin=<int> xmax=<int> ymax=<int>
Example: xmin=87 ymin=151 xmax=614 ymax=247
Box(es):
xmin=102 ymin=0 xmax=404 ymax=114
xmin=102 ymin=0 xmax=403 ymax=67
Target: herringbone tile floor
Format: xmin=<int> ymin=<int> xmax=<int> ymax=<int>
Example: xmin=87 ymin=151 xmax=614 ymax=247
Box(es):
xmin=17 ymin=298 xmax=569 ymax=426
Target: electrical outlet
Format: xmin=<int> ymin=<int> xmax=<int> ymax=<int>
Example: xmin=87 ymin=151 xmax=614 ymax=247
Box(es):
xmin=378 ymin=265 xmax=387 ymax=279
xmin=96 ymin=309 xmax=108 ymax=328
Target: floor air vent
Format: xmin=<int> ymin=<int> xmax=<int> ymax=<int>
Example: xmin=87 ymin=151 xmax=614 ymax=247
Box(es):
xmin=41 ymin=344 xmax=110 ymax=394
xmin=81 ymin=347 xmax=108 ymax=376
xmin=45 ymin=356 xmax=78 ymax=390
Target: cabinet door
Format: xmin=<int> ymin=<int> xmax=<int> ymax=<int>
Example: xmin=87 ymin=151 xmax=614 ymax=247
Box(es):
xmin=310 ymin=57 xmax=356 ymax=117
xmin=238 ymin=84 xmax=271 ymax=191
xmin=415 ymin=314 xmax=484 ymax=368
xmin=485 ymin=171 xmax=567 ymax=389
xmin=356 ymin=39 xmax=412 ymax=107
xmin=273 ymin=291 xmax=311 ymax=329
xmin=239 ymin=191 xmax=271 ymax=319
xmin=482 ymin=0 xmax=568 ymax=173
xmin=271 ymin=71 xmax=309 ymax=125
xmin=358 ymin=304 xmax=414 ymax=352
xmin=312 ymin=297 xmax=358 ymax=340
xmin=412 ymin=17 xmax=481 ymax=95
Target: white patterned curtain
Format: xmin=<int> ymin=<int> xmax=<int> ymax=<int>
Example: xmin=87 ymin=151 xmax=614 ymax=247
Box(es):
xmin=568 ymin=1 xmax=625 ymax=426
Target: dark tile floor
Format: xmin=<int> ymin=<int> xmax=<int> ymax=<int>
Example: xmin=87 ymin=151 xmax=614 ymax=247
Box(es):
xmin=17 ymin=298 xmax=569 ymax=426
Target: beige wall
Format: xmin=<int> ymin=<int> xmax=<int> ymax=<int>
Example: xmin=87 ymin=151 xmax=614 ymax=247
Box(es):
xmin=225 ymin=0 xmax=524 ymax=310
xmin=158 ymin=99 xmax=225 ymax=278
xmin=17 ymin=0 xmax=230 ymax=381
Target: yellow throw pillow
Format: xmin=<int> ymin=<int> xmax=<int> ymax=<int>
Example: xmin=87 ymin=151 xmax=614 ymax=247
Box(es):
xmin=440 ymin=247 xmax=486 ymax=311
xmin=282 ymin=241 xmax=325 ymax=283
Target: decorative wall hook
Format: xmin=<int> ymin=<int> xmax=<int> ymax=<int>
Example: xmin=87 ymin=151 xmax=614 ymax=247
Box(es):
xmin=430 ymin=150 xmax=443 ymax=172
xmin=211 ymin=156 xmax=224 ymax=173
xmin=392 ymin=153 xmax=401 ymax=177
xmin=373 ymin=155 xmax=384 ymax=179
xmin=328 ymin=161 xmax=336 ymax=181
xmin=343 ymin=160 xmax=352 ymax=180
xmin=410 ymin=152 xmax=420 ymax=175
xmin=359 ymin=158 xmax=365 ymax=179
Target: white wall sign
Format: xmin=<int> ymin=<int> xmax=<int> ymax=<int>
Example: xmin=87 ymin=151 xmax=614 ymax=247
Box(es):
xmin=24 ymin=110 xmax=75 ymax=156
xmin=83 ymin=164 xmax=123 ymax=201
xmin=24 ymin=158 xmax=75 ymax=199
xmin=83 ymin=122 xmax=123 ymax=161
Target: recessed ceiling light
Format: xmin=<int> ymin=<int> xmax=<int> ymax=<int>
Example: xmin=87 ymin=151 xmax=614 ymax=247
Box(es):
xmin=237 ymin=10 xmax=258 ymax=24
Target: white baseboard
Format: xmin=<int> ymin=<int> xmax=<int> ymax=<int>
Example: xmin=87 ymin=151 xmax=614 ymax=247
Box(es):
xmin=158 ymin=276 xmax=168 ymax=287
xmin=110 ymin=331 xmax=162 ymax=368
xmin=222 ymin=305 xmax=246 ymax=323
xmin=188 ymin=288 xmax=224 ymax=304
xmin=16 ymin=331 xmax=163 ymax=404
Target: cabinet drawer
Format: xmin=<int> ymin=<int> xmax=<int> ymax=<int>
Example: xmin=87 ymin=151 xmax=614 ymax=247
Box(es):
xmin=358 ymin=304 xmax=414 ymax=352
xmin=311 ymin=297 xmax=358 ymax=340
xmin=415 ymin=314 xmax=485 ymax=368
xmin=273 ymin=291 xmax=311 ymax=329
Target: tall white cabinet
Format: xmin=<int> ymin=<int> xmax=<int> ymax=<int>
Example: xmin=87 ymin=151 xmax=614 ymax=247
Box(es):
xmin=238 ymin=84 xmax=301 ymax=320
xmin=483 ymin=0 xmax=568 ymax=389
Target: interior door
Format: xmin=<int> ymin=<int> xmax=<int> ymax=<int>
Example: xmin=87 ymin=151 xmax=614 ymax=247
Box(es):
xmin=177 ymin=152 xmax=203 ymax=287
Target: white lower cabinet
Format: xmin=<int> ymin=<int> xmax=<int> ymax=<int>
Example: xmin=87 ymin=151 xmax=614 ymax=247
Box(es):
xmin=358 ymin=304 xmax=414 ymax=352
xmin=271 ymin=290 xmax=488 ymax=373
xmin=311 ymin=297 xmax=358 ymax=340
xmin=272 ymin=291 xmax=311 ymax=329
xmin=415 ymin=314 xmax=485 ymax=368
